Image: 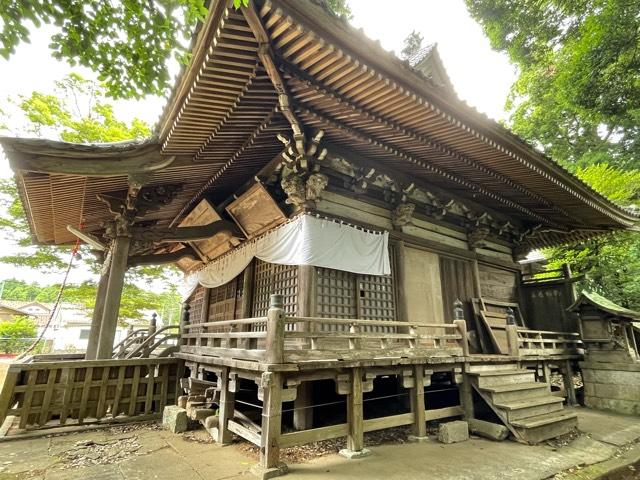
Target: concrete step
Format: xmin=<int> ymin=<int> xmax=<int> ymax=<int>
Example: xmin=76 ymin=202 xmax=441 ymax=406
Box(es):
xmin=483 ymin=382 xmax=550 ymax=403
xmin=495 ymin=396 xmax=565 ymax=422
xmin=467 ymin=363 xmax=519 ymax=373
xmin=511 ymin=411 xmax=578 ymax=444
xmin=471 ymin=369 xmax=537 ymax=388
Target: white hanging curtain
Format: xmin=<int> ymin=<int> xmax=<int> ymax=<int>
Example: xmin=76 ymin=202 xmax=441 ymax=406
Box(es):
xmin=195 ymin=214 xmax=390 ymax=289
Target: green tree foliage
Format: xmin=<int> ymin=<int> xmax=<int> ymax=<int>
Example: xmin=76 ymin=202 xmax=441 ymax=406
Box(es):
xmin=401 ymin=30 xmax=424 ymax=61
xmin=0 ymin=316 xmax=37 ymax=354
xmin=545 ymin=164 xmax=640 ymax=309
xmin=0 ymin=1 xmax=210 ymax=99
xmin=325 ymin=0 xmax=353 ymax=19
xmin=467 ymin=1 xmax=640 ymax=308
xmin=0 ymin=74 xmax=151 ymax=272
xmin=466 ymin=0 xmax=640 ymax=170
xmin=0 ymin=279 xmax=182 ymax=324
xmin=0 ymin=74 xmax=182 ymax=322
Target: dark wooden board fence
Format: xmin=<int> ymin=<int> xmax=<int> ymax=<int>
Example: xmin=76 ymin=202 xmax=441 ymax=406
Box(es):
xmin=0 ymin=358 xmax=182 ymax=431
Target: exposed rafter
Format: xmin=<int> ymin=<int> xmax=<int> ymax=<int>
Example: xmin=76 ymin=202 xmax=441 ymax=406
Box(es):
xmin=296 ymin=104 xmax=559 ymax=227
xmin=277 ymin=57 xmax=574 ymax=222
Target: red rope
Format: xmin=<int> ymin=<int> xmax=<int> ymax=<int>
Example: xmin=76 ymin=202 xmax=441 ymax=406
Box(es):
xmin=15 ymin=240 xmax=79 ymax=361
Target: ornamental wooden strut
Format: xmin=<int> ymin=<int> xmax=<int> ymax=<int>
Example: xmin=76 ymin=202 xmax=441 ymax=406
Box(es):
xmin=1 ymin=0 xmax=639 ymax=477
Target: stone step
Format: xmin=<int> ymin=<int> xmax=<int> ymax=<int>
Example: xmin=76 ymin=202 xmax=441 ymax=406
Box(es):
xmin=482 ymin=382 xmax=550 ymax=403
xmin=511 ymin=411 xmax=578 ymax=444
xmin=495 ymin=396 xmax=565 ymax=422
xmin=467 ymin=363 xmax=519 ymax=373
xmin=471 ymin=370 xmax=537 ymax=388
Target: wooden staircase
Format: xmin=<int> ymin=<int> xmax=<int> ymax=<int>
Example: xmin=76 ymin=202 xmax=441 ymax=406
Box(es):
xmin=468 ymin=364 xmax=578 ymax=444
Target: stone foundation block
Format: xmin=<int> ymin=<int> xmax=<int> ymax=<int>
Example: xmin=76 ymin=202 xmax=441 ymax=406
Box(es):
xmin=339 ymin=448 xmax=372 ymax=459
xmin=407 ymin=435 xmax=430 ymax=443
xmin=163 ymin=405 xmax=188 ymax=434
xmin=250 ymin=463 xmax=288 ymax=479
xmin=438 ymin=420 xmax=469 ymax=444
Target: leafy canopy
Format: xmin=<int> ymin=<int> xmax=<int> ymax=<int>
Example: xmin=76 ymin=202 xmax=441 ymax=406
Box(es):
xmin=0 ymin=0 xmax=352 ymax=99
xmin=0 ymin=73 xmax=151 ymax=272
xmin=0 ymin=74 xmax=182 ymax=322
xmin=1 ymin=1 xmax=209 ymax=99
xmin=466 ymin=0 xmax=640 ymax=170
xmin=544 ymin=164 xmax=640 ymax=309
xmin=467 ymin=0 xmax=640 ymax=308
xmin=0 ymin=316 xmax=37 ymax=354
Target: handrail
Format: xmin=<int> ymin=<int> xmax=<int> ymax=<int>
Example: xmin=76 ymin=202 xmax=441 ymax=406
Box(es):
xmin=112 ymin=329 xmax=148 ymax=355
xmin=289 ymin=316 xmax=459 ymax=329
xmin=516 ymin=328 xmax=580 ymax=337
xmin=125 ymin=325 xmax=180 ymax=359
xmin=182 ymin=317 xmax=268 ymax=330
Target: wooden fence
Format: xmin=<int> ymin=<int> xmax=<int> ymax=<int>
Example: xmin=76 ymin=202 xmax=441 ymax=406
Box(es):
xmin=0 ymin=357 xmax=182 ymax=431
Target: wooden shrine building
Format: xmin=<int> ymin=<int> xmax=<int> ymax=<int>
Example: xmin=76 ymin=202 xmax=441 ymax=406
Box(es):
xmin=1 ymin=0 xmax=638 ymax=476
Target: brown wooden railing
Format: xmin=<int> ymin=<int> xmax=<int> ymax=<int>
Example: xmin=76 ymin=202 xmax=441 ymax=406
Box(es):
xmin=179 ymin=296 xmax=469 ymax=364
xmin=0 ymin=357 xmax=182 ymax=432
xmin=503 ymin=325 xmax=584 ymax=357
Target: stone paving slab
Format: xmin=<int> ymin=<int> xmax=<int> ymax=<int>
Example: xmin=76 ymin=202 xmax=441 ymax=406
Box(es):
xmin=0 ymin=408 xmax=638 ymax=480
xmin=576 ymin=407 xmax=640 ymax=446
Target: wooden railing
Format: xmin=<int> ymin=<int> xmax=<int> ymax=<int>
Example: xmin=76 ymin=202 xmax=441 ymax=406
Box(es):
xmin=504 ymin=326 xmax=584 ymax=357
xmin=179 ymin=296 xmax=469 ymax=364
xmin=0 ymin=357 xmax=182 ymax=432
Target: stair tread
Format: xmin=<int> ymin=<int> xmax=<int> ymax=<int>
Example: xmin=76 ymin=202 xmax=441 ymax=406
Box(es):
xmin=495 ymin=396 xmax=564 ymax=410
xmin=470 ymin=369 xmax=532 ymax=377
xmin=511 ymin=411 xmax=578 ymax=429
xmin=482 ymin=382 xmax=548 ymax=393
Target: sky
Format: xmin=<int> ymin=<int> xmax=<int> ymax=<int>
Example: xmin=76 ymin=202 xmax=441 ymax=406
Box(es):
xmin=0 ymin=0 xmax=517 ymax=286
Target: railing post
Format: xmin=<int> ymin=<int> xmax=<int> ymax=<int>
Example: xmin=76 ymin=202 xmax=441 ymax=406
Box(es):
xmin=266 ymin=295 xmax=285 ymax=364
xmin=144 ymin=313 xmax=157 ymax=358
xmin=506 ymin=325 xmax=520 ymax=357
xmin=453 ymin=299 xmax=469 ymax=356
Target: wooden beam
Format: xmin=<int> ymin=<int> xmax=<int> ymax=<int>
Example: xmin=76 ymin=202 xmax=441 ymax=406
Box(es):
xmin=131 ymin=220 xmax=243 ymax=244
xmin=346 ymin=367 xmax=365 ymax=453
xmin=242 ymin=1 xmax=305 ymax=147
xmin=217 ymin=367 xmax=236 ymax=444
xmin=86 ymin=252 xmax=111 ymax=360
xmin=67 ymin=225 xmax=106 ymax=251
xmin=8 ymin=150 xmax=176 ymax=176
xmin=96 ymin=235 xmax=131 ymax=359
xmin=259 ymin=371 xmax=283 ymax=469
xmin=410 ymin=365 xmax=426 ymax=438
xmin=296 ymin=104 xmax=557 ymax=227
xmin=128 ymin=247 xmax=198 ymax=267
xmin=278 ymin=57 xmax=571 ymax=221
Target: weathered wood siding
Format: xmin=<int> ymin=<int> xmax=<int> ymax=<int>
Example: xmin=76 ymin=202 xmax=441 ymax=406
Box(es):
xmin=403 ymin=247 xmax=444 ymax=324
xmin=439 ymin=256 xmax=476 ymax=323
xmin=478 ymin=263 xmax=518 ymax=303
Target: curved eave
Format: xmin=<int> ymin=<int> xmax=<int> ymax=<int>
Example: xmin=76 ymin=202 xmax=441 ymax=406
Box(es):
xmin=264 ymin=0 xmax=638 ymax=229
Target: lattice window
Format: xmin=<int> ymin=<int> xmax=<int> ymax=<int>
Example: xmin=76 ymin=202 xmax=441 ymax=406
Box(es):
xmin=316 ymin=258 xmax=397 ymax=332
xmin=316 ymin=268 xmax=357 ymax=319
xmin=252 ymin=260 xmax=298 ymax=317
xmin=187 ymin=285 xmax=207 ymax=334
xmin=208 ymin=272 xmax=243 ymax=323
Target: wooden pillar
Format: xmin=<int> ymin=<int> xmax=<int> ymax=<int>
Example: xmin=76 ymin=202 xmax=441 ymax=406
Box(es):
xmin=409 ymin=365 xmax=427 ymax=439
xmin=562 ymin=360 xmax=577 ymax=406
xmin=460 ymin=369 xmax=475 ymax=421
xmin=217 ymin=367 xmax=235 ymax=444
xmin=260 ymin=371 xmax=283 ymax=469
xmin=395 ymin=240 xmax=409 ymax=323
xmin=340 ymin=367 xmax=369 ymax=458
xmin=85 ymin=253 xmax=111 ymax=360
xmin=96 ymin=235 xmax=131 ymax=359
xmin=294 ymin=265 xmax=314 ymax=430
xmin=266 ymin=295 xmax=285 ymax=365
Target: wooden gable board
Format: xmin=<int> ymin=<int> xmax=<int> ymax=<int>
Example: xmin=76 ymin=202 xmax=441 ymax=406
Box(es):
xmin=226 ymin=183 xmax=287 ymax=239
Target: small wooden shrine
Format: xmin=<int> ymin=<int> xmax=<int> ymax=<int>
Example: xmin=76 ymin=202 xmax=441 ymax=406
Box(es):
xmin=1 ymin=0 xmax=639 ymax=475
xmin=569 ymin=292 xmax=640 ymax=415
